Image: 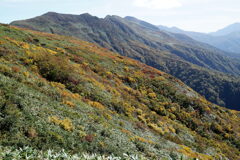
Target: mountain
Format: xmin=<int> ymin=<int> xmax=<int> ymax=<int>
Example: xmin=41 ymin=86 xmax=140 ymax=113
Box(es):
xmin=10 ymin=12 xmax=240 ymax=110
xmin=1 ymin=23 xmax=240 ymax=160
xmin=158 ymin=24 xmax=240 ymax=55
xmin=210 ymin=23 xmax=240 ymax=36
xmin=158 ymin=25 xmax=186 ymax=33
xmin=11 ymin=12 xmax=240 ymax=75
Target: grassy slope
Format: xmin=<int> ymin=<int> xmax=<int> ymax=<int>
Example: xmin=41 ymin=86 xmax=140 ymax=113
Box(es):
xmin=0 ymin=24 xmax=240 ymax=159
xmin=10 ymin=12 xmax=240 ymax=109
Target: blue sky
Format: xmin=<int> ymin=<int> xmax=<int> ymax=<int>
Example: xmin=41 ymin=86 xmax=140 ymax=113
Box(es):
xmin=1 ymin=0 xmax=240 ymax=32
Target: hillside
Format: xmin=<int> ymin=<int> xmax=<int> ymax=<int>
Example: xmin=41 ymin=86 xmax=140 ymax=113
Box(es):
xmin=210 ymin=23 xmax=240 ymax=36
xmin=0 ymin=24 xmax=240 ymax=159
xmin=158 ymin=24 xmax=240 ymax=55
xmin=10 ymin=12 xmax=240 ymax=109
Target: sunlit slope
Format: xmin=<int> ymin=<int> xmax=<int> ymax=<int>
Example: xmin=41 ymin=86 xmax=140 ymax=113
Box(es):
xmin=0 ymin=24 xmax=239 ymax=159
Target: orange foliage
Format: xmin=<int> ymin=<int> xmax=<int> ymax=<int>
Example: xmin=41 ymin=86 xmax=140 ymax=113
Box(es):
xmin=11 ymin=66 xmax=20 ymax=73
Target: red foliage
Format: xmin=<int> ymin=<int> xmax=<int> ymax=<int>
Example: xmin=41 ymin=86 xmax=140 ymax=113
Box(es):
xmin=85 ymin=134 xmax=94 ymax=142
xmin=12 ymin=66 xmax=20 ymax=73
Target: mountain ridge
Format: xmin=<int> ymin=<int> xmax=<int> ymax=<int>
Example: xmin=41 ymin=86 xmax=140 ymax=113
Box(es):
xmin=10 ymin=12 xmax=240 ymax=110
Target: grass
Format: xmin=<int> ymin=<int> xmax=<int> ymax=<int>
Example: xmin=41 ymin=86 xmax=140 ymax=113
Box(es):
xmin=0 ymin=24 xmax=239 ymax=159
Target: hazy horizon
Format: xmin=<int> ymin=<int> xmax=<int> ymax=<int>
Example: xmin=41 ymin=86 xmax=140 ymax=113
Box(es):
xmin=1 ymin=0 xmax=240 ymax=33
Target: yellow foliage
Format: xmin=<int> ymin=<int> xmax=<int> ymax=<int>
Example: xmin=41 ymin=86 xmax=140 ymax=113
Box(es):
xmin=157 ymin=121 xmax=164 ymax=127
xmin=56 ymin=47 xmax=66 ymax=53
xmin=32 ymin=46 xmax=43 ymax=51
xmin=136 ymin=108 xmax=143 ymax=115
xmin=23 ymin=71 xmax=30 ymax=77
xmin=124 ymin=66 xmax=129 ymax=72
xmin=0 ymin=64 xmax=11 ymax=73
xmin=24 ymin=58 xmax=33 ymax=64
xmin=79 ymin=130 xmax=87 ymax=138
xmin=155 ymin=76 xmax=166 ymax=81
xmin=4 ymin=37 xmax=32 ymax=52
xmin=224 ymin=133 xmax=230 ymax=139
xmin=148 ymin=123 xmax=165 ymax=135
xmin=121 ymin=129 xmax=132 ymax=135
xmin=133 ymin=71 xmax=144 ymax=78
xmin=49 ymin=116 xmax=74 ymax=131
xmin=25 ymin=50 xmax=32 ymax=57
xmin=103 ymin=112 xmax=112 ymax=120
xmin=59 ymin=90 xmax=81 ymax=100
xmin=157 ymin=105 xmax=165 ymax=113
xmin=72 ymin=93 xmax=81 ymax=99
xmin=46 ymin=48 xmax=58 ymax=55
xmin=105 ymin=71 xmax=112 ymax=77
xmin=148 ymin=92 xmax=157 ymax=99
xmin=48 ymin=131 xmax=63 ymax=142
xmin=21 ymin=43 xmax=30 ymax=50
xmin=139 ymin=87 xmax=148 ymax=95
xmin=88 ymin=101 xmax=105 ymax=110
xmin=138 ymin=114 xmax=147 ymax=124
xmin=30 ymin=65 xmax=39 ymax=73
xmin=131 ymin=136 xmax=155 ymax=144
xmin=123 ymin=103 xmax=135 ymax=117
xmin=91 ymin=78 xmax=105 ymax=90
xmin=108 ymin=87 xmax=120 ymax=96
xmin=60 ymin=118 xmax=74 ymax=131
xmin=63 ymin=100 xmax=75 ymax=108
xmin=127 ymin=77 xmax=135 ymax=83
xmin=119 ymin=121 xmax=125 ymax=127
xmin=50 ymin=82 xmax=66 ymax=89
xmin=178 ymin=145 xmax=214 ymax=160
xmin=203 ymin=106 xmax=211 ymax=113
xmin=82 ymin=62 xmax=89 ymax=67
xmin=168 ymin=125 xmax=176 ymax=133
xmin=99 ymin=141 xmax=106 ymax=148
xmin=123 ymin=86 xmax=133 ymax=93
xmin=4 ymin=37 xmax=21 ymax=46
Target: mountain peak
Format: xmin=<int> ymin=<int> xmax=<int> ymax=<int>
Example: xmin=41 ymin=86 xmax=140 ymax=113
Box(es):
xmin=43 ymin=11 xmax=59 ymax=16
xmin=124 ymin=16 xmax=159 ymax=31
xmin=79 ymin=13 xmax=93 ymax=17
xmin=104 ymin=15 xmax=122 ymax=20
xmin=124 ymin=16 xmax=138 ymax=21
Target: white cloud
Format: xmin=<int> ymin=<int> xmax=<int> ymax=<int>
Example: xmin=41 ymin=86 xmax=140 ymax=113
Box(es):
xmin=133 ymin=0 xmax=182 ymax=9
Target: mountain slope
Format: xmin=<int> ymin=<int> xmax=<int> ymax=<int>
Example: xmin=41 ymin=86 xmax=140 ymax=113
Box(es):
xmin=0 ymin=23 xmax=240 ymax=160
xmin=10 ymin=12 xmax=240 ymax=109
xmin=158 ymin=24 xmax=240 ymax=55
xmin=11 ymin=12 xmax=240 ymax=75
xmin=210 ymin=23 xmax=240 ymax=36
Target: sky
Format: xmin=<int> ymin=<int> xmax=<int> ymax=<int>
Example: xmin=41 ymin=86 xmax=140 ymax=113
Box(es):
xmin=1 ymin=0 xmax=240 ymax=33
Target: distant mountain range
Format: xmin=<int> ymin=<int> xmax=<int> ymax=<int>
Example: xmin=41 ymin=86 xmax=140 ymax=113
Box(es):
xmin=158 ymin=23 xmax=240 ymax=56
xmin=10 ymin=12 xmax=240 ymax=110
xmin=211 ymin=23 xmax=240 ymax=36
